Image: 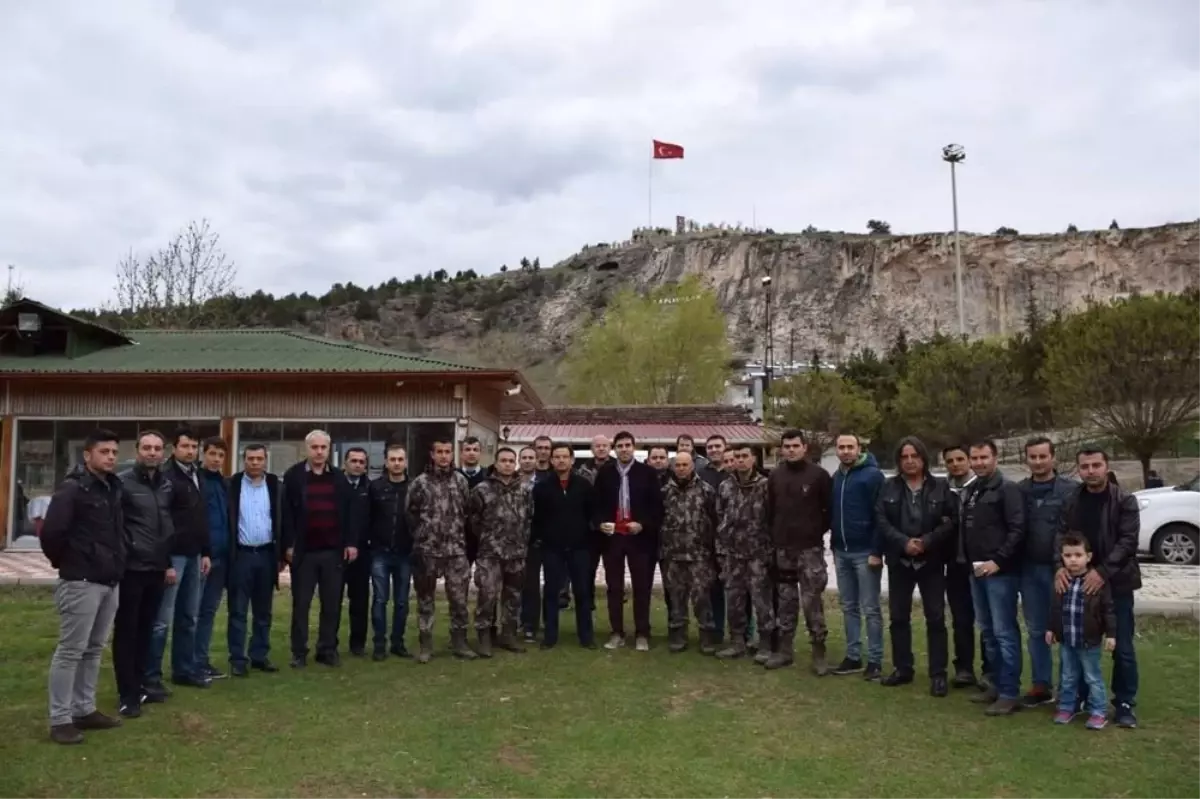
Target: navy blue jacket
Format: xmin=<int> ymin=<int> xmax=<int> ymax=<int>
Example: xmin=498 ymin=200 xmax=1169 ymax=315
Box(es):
xmin=202 ymin=468 xmax=230 ymax=559
xmin=830 ymin=453 xmax=884 ymax=554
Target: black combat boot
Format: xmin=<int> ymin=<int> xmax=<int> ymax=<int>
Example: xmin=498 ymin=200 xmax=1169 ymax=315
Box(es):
xmin=497 ymin=624 xmax=525 ymax=653
xmin=715 ymin=638 xmax=747 ymax=660
xmin=699 ymin=630 xmax=719 ymax=656
xmin=417 ymin=631 xmax=434 ymax=664
xmin=451 ymin=630 xmax=479 ymax=660
xmin=476 ymin=628 xmax=494 ymax=659
xmin=764 ymin=632 xmax=795 ymax=669
xmin=668 ymin=627 xmax=688 ymax=653
xmin=811 ymin=641 xmax=830 ymax=677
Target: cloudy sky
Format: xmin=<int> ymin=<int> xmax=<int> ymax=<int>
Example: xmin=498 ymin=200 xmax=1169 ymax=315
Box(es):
xmin=2 ymin=0 xmax=1197 ymax=311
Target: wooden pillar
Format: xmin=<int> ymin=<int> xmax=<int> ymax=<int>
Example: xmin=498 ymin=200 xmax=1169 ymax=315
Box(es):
xmin=0 ymin=415 xmax=13 ymax=551
xmin=220 ymin=417 xmax=235 ymax=477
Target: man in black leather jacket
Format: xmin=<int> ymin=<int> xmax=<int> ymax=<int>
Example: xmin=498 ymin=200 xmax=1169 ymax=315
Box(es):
xmin=112 ymin=430 xmax=176 ymax=718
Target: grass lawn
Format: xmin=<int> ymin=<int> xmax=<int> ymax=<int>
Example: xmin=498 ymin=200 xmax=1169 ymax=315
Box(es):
xmin=0 ymin=585 xmax=1197 ymax=798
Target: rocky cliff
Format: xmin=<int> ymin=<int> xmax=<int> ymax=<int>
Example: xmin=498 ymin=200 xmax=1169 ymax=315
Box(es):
xmin=314 ymin=222 xmax=1200 ymax=400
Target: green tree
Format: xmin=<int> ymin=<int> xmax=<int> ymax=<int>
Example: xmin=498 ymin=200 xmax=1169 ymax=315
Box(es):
xmin=563 ymin=275 xmax=731 ymax=404
xmin=867 ymin=219 xmax=892 ymax=235
xmin=769 ymin=371 xmax=881 ymax=462
xmin=892 ymin=338 xmax=1023 ymax=450
xmin=1041 ymin=292 xmax=1200 ymax=482
xmin=994 ymin=226 xmax=1019 ymax=235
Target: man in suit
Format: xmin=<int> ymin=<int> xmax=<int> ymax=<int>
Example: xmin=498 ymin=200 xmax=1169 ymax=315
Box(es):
xmin=195 ymin=437 xmax=231 ymax=680
xmin=340 ymin=447 xmax=373 ymax=657
xmin=227 ymin=443 xmax=283 ymax=677
xmin=594 ymin=431 xmax=663 ymax=652
xmin=282 ymin=430 xmax=361 ymax=668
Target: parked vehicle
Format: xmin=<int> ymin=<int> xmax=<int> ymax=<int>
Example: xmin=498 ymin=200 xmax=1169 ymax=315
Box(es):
xmin=1136 ymin=475 xmax=1200 ymax=565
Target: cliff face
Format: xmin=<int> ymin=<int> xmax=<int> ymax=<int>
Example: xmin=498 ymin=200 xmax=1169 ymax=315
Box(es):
xmin=314 ymin=222 xmax=1200 ymax=400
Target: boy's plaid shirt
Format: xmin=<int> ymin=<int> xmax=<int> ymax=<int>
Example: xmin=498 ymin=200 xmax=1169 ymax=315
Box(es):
xmin=1063 ymin=576 xmax=1086 ymax=648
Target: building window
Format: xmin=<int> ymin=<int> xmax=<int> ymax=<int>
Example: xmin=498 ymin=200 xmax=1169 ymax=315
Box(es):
xmin=234 ymin=422 xmax=452 ymax=479
xmin=10 ymin=419 xmax=219 ymax=547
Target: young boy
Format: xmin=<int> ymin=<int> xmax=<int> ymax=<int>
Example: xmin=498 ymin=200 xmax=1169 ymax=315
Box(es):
xmin=1045 ymin=534 xmax=1117 ymax=730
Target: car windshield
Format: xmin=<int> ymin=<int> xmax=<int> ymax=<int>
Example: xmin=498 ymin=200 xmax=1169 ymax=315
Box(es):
xmin=1175 ymin=475 xmax=1200 ymax=492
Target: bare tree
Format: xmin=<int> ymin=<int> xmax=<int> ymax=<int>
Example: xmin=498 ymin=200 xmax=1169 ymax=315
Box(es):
xmin=3 ymin=265 xmax=26 ymax=305
xmin=113 ymin=219 xmax=237 ymax=328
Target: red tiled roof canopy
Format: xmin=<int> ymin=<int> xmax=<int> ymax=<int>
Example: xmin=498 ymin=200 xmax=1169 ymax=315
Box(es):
xmin=501 ymin=405 xmax=779 ymax=446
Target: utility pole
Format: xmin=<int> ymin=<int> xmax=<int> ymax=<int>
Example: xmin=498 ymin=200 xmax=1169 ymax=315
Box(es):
xmin=788 ymin=328 xmax=795 ymax=371
xmin=942 ymin=143 xmax=967 ymax=337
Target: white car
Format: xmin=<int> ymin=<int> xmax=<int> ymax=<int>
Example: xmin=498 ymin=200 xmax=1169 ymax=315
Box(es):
xmin=1136 ymin=475 xmax=1200 ymax=565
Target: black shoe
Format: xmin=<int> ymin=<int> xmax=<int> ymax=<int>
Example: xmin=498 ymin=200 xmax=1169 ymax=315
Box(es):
xmin=50 ymin=723 xmax=84 ymax=744
xmin=580 ymin=640 xmax=598 ymax=650
xmin=142 ymin=680 xmax=171 ymax=698
xmin=881 ymin=670 xmax=914 ymax=687
xmin=290 ymin=655 xmax=307 ymax=669
xmin=390 ymin=645 xmax=413 ymax=659
xmin=171 ymin=674 xmax=212 ymax=689
xmin=73 ymin=710 xmax=122 ymax=730
xmin=951 ymin=669 xmax=978 ymax=689
xmin=231 ymin=663 xmax=249 ymax=677
xmin=315 ymin=652 xmax=341 ymax=667
xmin=373 ymin=649 xmax=387 ymax=662
xmin=118 ymin=701 xmax=142 ymax=719
xmin=539 ymin=642 xmax=556 ymax=650
xmin=203 ymin=664 xmax=228 ymax=680
xmin=1114 ymin=702 xmax=1138 ymax=729
xmin=524 ymin=631 xmax=537 ymax=643
xmin=251 ymin=659 xmax=279 ymax=673
xmin=930 ymin=676 xmax=949 ymax=697
xmin=832 ymin=657 xmax=863 ymax=676
xmin=1020 ymin=689 xmax=1055 ymax=708
xmin=139 ymin=685 xmax=168 ymax=704
xmin=350 ymin=646 xmax=367 ymax=658
xmin=863 ymin=662 xmax=883 ymax=681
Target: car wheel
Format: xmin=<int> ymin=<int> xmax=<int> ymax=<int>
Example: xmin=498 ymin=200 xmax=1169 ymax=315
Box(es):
xmin=1152 ymin=524 xmax=1200 ymax=566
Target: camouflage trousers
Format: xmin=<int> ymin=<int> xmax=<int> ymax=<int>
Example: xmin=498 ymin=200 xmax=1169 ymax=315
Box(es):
xmin=721 ymin=556 xmax=775 ymax=640
xmin=473 ymin=556 xmax=526 ymax=631
xmin=774 ymin=546 xmax=828 ymax=643
xmin=664 ymin=559 xmax=716 ymax=633
xmin=414 ymin=555 xmax=470 ymax=634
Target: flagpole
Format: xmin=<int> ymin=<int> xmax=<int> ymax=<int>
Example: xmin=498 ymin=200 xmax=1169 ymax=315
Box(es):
xmin=647 ymin=148 xmax=653 ymax=228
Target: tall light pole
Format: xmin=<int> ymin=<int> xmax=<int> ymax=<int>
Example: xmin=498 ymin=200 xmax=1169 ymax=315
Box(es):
xmin=942 ymin=143 xmax=966 ymax=337
xmin=761 ymin=274 xmax=773 ymax=398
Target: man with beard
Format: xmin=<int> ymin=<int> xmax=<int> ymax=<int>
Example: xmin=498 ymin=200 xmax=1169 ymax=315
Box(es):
xmin=942 ymin=444 xmax=986 ymax=688
xmin=469 ymin=447 xmax=533 ymax=656
xmin=876 ymin=437 xmax=957 ymax=696
xmin=715 ymin=446 xmax=773 ymax=661
xmin=660 ymin=452 xmax=719 ymax=654
xmin=1054 ymin=448 xmax=1141 ymax=729
xmin=765 ymin=430 xmax=833 ymax=673
xmin=961 ymin=440 xmax=1025 ymax=716
xmin=518 ymin=447 xmax=539 ymax=486
xmin=406 ymin=437 xmax=475 ymax=662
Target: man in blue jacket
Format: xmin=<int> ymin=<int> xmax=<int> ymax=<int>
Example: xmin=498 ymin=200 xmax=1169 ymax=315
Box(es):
xmin=195 ymin=437 xmax=231 ymax=679
xmin=829 ymin=434 xmax=885 ymax=680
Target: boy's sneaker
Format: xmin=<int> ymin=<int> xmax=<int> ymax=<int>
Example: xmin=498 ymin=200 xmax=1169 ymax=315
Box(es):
xmin=831 ymin=657 xmax=862 ymax=675
xmin=1053 ymin=710 xmax=1076 ymax=725
xmin=1114 ymin=702 xmax=1137 ymax=729
xmin=1086 ymin=713 xmax=1109 ymax=730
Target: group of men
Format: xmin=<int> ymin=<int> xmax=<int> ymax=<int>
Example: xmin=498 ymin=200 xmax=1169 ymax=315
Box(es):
xmin=39 ymin=423 xmax=1142 ymax=746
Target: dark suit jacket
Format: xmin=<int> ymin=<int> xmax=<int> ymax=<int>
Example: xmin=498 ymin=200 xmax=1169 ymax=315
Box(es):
xmin=228 ymin=471 xmax=283 ymax=587
xmin=280 ymin=462 xmax=362 ymax=556
xmin=593 ymin=460 xmax=663 ymax=548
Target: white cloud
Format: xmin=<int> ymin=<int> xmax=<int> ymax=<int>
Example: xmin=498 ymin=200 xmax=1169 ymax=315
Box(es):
xmin=1 ymin=0 xmax=1196 ymax=310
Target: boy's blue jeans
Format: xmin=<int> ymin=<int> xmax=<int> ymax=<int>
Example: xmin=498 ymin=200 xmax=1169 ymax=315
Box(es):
xmin=1058 ymin=644 xmax=1107 ymax=716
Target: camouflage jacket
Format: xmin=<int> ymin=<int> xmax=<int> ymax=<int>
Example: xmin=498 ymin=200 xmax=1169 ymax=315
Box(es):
xmin=575 ymin=459 xmax=613 ymax=485
xmin=716 ymin=470 xmax=770 ymax=559
xmin=405 ymin=466 xmax=470 ymax=558
xmin=659 ymin=475 xmax=718 ymax=561
xmin=469 ymin=475 xmax=533 ymax=560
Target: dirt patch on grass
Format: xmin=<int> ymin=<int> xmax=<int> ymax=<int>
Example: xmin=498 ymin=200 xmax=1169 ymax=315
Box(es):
xmin=176 ymin=711 xmax=213 ymax=740
xmin=662 ymin=677 xmax=722 ymax=717
xmin=495 ymin=743 xmax=538 ymax=775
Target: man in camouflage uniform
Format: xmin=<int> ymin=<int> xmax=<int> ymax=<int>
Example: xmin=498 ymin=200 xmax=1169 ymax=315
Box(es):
xmin=715 ymin=446 xmax=774 ymax=660
xmin=659 ymin=451 xmax=719 ymax=654
xmin=405 ymin=437 xmax=476 ymax=663
xmin=469 ymin=447 xmax=533 ymax=657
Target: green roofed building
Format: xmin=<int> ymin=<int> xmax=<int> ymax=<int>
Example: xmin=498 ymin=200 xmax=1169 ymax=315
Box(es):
xmin=0 ymin=298 xmax=540 ymax=549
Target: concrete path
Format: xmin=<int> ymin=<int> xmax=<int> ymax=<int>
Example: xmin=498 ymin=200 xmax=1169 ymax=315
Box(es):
xmin=4 ymin=547 xmax=1196 ymax=617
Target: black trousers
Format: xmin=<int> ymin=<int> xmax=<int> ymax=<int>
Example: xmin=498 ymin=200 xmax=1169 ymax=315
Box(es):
xmin=342 ymin=552 xmax=371 ymax=651
xmin=520 ymin=543 xmax=543 ymax=635
xmin=543 ymin=548 xmax=594 ymax=647
xmin=291 ymin=549 xmax=344 ymax=658
xmin=945 ymin=560 xmax=990 ymax=676
xmin=112 ymin=569 xmax=166 ymax=702
xmin=888 ymin=561 xmax=948 ymax=678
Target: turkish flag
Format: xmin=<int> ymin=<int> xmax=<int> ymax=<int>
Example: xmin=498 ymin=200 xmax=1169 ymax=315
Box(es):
xmin=652 ymin=139 xmax=684 ymax=159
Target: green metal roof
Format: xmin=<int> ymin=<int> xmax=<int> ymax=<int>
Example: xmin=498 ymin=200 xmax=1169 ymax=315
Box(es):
xmin=0 ymin=329 xmax=485 ymax=375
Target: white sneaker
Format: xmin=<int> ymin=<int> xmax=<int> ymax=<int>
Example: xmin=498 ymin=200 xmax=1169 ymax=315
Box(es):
xmin=604 ymin=634 xmax=625 ymax=650
xmin=635 ymin=636 xmax=650 ymax=652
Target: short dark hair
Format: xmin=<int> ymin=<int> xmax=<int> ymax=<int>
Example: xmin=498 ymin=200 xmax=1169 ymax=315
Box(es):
xmin=941 ymin=444 xmax=969 ymax=458
xmin=345 ymin=446 xmax=368 ymax=460
xmin=1076 ymin=446 xmax=1109 ymax=464
xmin=430 ymin=437 xmax=454 ymax=449
xmin=1024 ymin=436 xmax=1055 ymax=456
xmin=534 ymin=436 xmax=553 ymax=447
xmin=705 ymin=434 xmax=727 ymax=446
xmin=385 ymin=443 xmax=407 ymax=456
xmin=968 ymin=439 xmax=998 ymax=456
xmin=676 ymin=434 xmax=695 ymax=446
xmin=83 ymin=429 xmax=120 ymax=451
xmin=172 ymin=427 xmax=197 ymax=447
xmin=243 ymin=443 xmax=267 ymax=456
xmin=519 ymin=446 xmax=536 ymax=457
xmin=201 ymin=436 xmax=228 ymax=453
xmin=462 ymin=436 xmax=481 ymax=447
xmin=551 ymin=444 xmax=574 ymax=457
xmin=613 ymin=431 xmax=636 ymax=446
xmin=781 ymin=429 xmax=807 ymax=444
xmin=138 ymin=429 xmax=165 ymax=447
xmin=836 ymin=433 xmax=862 ymax=446
xmin=496 ymin=446 xmax=517 ymax=459
xmin=648 ymin=445 xmax=669 ymax=457
xmin=1061 ymin=533 xmax=1091 ymax=552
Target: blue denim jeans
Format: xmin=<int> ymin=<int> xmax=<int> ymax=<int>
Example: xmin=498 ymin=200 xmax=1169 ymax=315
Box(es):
xmin=1020 ymin=563 xmax=1055 ymax=690
xmin=1058 ymin=644 xmax=1107 ymax=716
xmin=834 ymin=549 xmax=883 ymax=665
xmin=370 ymin=551 xmax=412 ymax=650
xmin=194 ymin=554 xmax=228 ymax=669
xmin=146 ymin=554 xmax=203 ymax=682
xmin=228 ymin=548 xmax=275 ymax=667
xmin=1112 ymin=591 xmax=1138 ymax=707
xmin=970 ymin=572 xmax=1022 ymax=700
